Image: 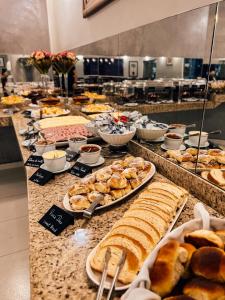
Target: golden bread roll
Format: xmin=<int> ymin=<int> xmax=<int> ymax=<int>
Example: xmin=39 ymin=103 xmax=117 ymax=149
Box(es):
xmin=184 ymin=229 xmax=224 ymax=249
xmin=186 ymin=147 xmax=198 ymax=156
xmin=91 ymin=246 xmax=139 ymax=284
xmin=208 ymin=149 xmax=223 ymax=156
xmin=81 ymin=174 xmax=96 ymax=184
xmin=101 ymin=194 xmax=113 ymax=205
xmin=129 ymin=178 xmax=141 ymax=189
xmin=112 ymin=216 xmax=160 ymax=244
xmin=69 ymin=195 xmax=90 ymax=210
xmin=87 ymin=191 xmax=104 ymax=203
xmin=130 ymin=157 xmax=145 ymax=170
xmin=68 ymin=184 xmax=89 ymax=196
xmin=95 ymin=168 xmax=112 ymax=181
xmin=122 ymin=168 xmax=138 ymax=179
xmin=107 ymin=174 xmax=128 ymax=189
xmin=150 ymin=240 xmax=188 ymax=297
xmin=110 ymin=189 xmax=124 ymax=199
xmin=215 ymin=230 xmax=225 ymax=246
xmin=217 ymin=156 xmax=225 ymax=165
xmin=190 ymin=247 xmax=225 ymax=283
xmin=111 ymin=164 xmax=124 ymax=173
xmin=94 ymin=182 xmax=110 ymax=194
xmin=183 ymin=278 xmax=225 ymax=300
xmin=180 ymin=243 xmax=196 ymax=278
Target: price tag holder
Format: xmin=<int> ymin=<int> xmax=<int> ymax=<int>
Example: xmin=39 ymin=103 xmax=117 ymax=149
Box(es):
xmin=29 ymin=168 xmax=54 ymax=186
xmin=66 ymin=150 xmax=79 ymax=162
xmin=69 ymin=161 xmax=92 ymax=178
xmin=38 ymin=205 xmax=74 ymax=236
xmin=25 ymin=155 xmax=44 ymax=168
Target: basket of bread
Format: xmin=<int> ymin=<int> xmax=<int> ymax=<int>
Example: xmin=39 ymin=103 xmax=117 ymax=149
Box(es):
xmin=86 ymin=181 xmax=188 ymax=291
xmin=122 ymin=203 xmax=225 ymax=300
xmin=63 ymin=156 xmax=156 ymax=213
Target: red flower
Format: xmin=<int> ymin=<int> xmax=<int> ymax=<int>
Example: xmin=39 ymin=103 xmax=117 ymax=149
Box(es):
xmin=120 ymin=116 xmax=128 ymax=123
xmin=114 ymin=118 xmax=119 ymax=123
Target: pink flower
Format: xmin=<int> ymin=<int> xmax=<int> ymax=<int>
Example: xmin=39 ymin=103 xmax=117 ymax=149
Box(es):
xmin=67 ymin=52 xmax=75 ymax=60
xmin=35 ymin=51 xmax=45 ymax=60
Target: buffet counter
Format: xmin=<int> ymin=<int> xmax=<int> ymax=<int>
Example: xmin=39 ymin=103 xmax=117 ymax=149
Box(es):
xmin=0 ymin=110 xmax=224 ymax=300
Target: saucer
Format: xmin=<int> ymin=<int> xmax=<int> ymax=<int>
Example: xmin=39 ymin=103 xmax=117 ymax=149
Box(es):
xmin=161 ymin=144 xmax=186 ymax=151
xmin=185 ymin=139 xmax=210 ymax=148
xmin=77 ymin=156 xmax=105 ymax=167
xmin=40 ymin=161 xmax=71 ymax=174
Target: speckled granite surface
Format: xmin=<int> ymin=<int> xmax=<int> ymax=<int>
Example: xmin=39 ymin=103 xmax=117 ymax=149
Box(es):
xmin=0 ymin=111 xmax=223 ymax=300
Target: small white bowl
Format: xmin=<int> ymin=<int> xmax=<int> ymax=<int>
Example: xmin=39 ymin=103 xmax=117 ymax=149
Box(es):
xmin=68 ymin=136 xmax=87 ymax=152
xmin=164 ymin=133 xmax=183 ymax=150
xmin=98 ymin=127 xmax=136 ymax=146
xmin=80 ymin=144 xmax=101 ymax=164
xmin=189 ymin=131 xmax=208 ymax=147
xmin=34 ymin=142 xmax=55 ymax=156
xmin=136 ymin=123 xmax=168 ymax=141
xmin=42 ymin=150 xmax=66 ymax=172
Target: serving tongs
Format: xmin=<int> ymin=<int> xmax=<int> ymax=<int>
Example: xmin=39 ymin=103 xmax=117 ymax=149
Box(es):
xmin=106 ymin=250 xmax=127 ymax=300
xmin=83 ymin=194 xmax=104 ymax=219
xmin=96 ymin=247 xmax=111 ymax=300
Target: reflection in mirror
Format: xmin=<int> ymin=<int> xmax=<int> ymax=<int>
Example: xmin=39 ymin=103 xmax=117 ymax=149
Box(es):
xmin=198 ymin=0 xmax=225 ymax=191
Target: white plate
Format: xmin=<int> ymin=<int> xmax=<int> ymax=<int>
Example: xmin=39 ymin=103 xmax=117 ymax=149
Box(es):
xmin=86 ymin=198 xmax=187 ymax=291
xmin=161 ymin=144 xmax=186 ymax=151
xmin=185 ymin=139 xmax=210 ymax=148
xmin=81 ymin=108 xmax=113 ymax=114
xmin=40 ymin=161 xmax=71 ymax=174
xmin=63 ymin=162 xmax=156 ymax=214
xmin=124 ymin=103 xmax=138 ymax=107
xmin=77 ymin=156 xmax=105 ymax=167
xmin=21 ymin=139 xmax=36 ymax=147
xmin=31 ymin=109 xmax=70 ymax=119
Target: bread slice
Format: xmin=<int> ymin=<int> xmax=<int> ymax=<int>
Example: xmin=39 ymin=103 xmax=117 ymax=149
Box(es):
xmin=124 ymin=209 xmax=168 ymax=236
xmin=130 ymin=203 xmax=171 ymax=223
xmin=109 ymin=225 xmax=154 ymax=259
xmin=134 ymin=199 xmax=175 ymax=217
xmin=201 ymin=171 xmax=209 ymax=181
xmin=146 ymin=189 xmax=181 ymax=206
xmin=100 ymin=235 xmax=143 ymax=265
xmin=208 ymin=169 xmax=225 ymax=186
xmin=113 ymin=217 xmax=160 ymax=244
xmin=138 ymin=192 xmax=178 ymax=209
xmin=91 ymin=245 xmax=138 ymax=284
xmin=148 ymin=182 xmax=188 ymax=198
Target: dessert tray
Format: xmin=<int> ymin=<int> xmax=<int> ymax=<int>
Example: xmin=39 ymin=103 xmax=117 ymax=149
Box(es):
xmin=63 ymin=157 xmax=156 ymax=213
xmin=86 ymin=181 xmax=188 ymax=291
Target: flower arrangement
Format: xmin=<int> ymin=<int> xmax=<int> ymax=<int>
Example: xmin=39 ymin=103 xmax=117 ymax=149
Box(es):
xmin=29 ymin=50 xmax=52 ymax=74
xmin=51 ymin=51 xmax=77 ymax=74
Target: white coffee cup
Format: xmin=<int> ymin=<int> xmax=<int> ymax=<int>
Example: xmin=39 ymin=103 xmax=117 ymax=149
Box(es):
xmin=68 ymin=136 xmax=87 ymax=152
xmin=42 ymin=150 xmax=66 ymax=172
xmin=164 ymin=133 xmax=183 ymax=150
xmin=80 ymin=144 xmax=101 ymax=164
xmin=169 ymin=124 xmax=186 ymax=136
xmin=34 ymin=142 xmax=55 ymax=156
xmin=189 ymin=131 xmax=208 ymax=147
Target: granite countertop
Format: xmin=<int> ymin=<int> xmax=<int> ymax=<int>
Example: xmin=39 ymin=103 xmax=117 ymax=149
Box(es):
xmin=1 ymin=111 xmax=224 ymax=300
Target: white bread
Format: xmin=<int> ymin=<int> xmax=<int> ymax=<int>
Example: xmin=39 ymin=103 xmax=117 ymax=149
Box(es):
xmin=124 ymin=209 xmax=168 ymax=236
xmin=130 ymin=203 xmax=171 ymax=223
xmin=109 ymin=225 xmax=154 ymax=259
xmin=208 ymin=169 xmax=225 ymax=186
xmin=91 ymin=246 xmax=139 ymax=284
xmin=112 ymin=217 xmax=160 ymax=244
xmin=134 ymin=199 xmax=175 ymax=217
xmin=138 ymin=192 xmax=178 ymax=209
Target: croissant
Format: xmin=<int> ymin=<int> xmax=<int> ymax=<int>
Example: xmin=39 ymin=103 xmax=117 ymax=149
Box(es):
xmin=107 ymin=174 xmax=128 ymax=189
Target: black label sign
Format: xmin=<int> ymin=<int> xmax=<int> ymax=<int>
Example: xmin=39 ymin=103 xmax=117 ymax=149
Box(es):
xmin=38 ymin=205 xmax=74 ymax=236
xmin=25 ymin=155 xmax=44 ymax=168
xmin=69 ymin=161 xmax=92 ymax=178
xmin=66 ymin=150 xmax=79 ymax=162
xmin=29 ymin=168 xmax=54 ymax=186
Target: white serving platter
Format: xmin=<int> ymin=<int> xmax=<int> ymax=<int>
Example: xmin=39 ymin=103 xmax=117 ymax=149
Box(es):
xmin=85 ymin=197 xmax=187 ymax=291
xmin=63 ymin=162 xmax=156 ymax=214
xmin=31 ymin=109 xmax=70 ymax=120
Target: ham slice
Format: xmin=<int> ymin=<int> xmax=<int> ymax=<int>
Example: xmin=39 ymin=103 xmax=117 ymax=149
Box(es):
xmin=41 ymin=125 xmax=93 ymax=142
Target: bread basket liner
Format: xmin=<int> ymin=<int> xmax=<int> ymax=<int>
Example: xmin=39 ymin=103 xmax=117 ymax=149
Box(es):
xmin=122 ymin=203 xmax=225 ymax=300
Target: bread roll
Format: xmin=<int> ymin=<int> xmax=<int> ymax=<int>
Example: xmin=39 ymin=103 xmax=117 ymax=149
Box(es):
xmin=130 ymin=178 xmax=141 ymax=189
xmin=107 ymin=174 xmax=128 ymax=189
xmin=215 ymin=230 xmax=225 ymax=246
xmin=95 ymin=169 xmax=112 ymax=181
xmin=191 ymin=247 xmax=225 ymax=283
xmin=122 ymin=167 xmax=138 ymax=179
xmin=69 ymin=195 xmax=90 ymax=210
xmin=180 ymin=243 xmax=196 ymax=278
xmin=87 ymin=192 xmax=104 ymax=203
xmin=184 ymin=229 xmax=224 ymax=249
xmin=110 ymin=189 xmax=124 ymax=199
xmin=94 ymin=182 xmax=110 ymax=194
xmin=68 ymin=184 xmax=89 ymax=196
xmin=150 ymin=240 xmax=188 ymax=297
xmin=183 ymin=278 xmax=225 ymax=300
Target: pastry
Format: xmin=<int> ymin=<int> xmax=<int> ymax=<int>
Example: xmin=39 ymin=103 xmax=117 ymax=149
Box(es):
xmin=184 ymin=229 xmax=224 ymax=249
xmin=129 ymin=178 xmax=141 ymax=189
xmin=180 ymin=243 xmax=196 ymax=278
xmin=94 ymin=182 xmax=110 ymax=194
xmin=69 ymin=195 xmax=90 ymax=210
xmin=183 ymin=278 xmax=225 ymax=300
xmin=87 ymin=191 xmax=104 ymax=203
xmin=130 ymin=157 xmax=145 ymax=170
xmin=122 ymin=168 xmax=138 ymax=179
xmin=110 ymin=189 xmax=124 ymax=199
xmin=150 ymin=240 xmax=188 ymax=297
xmin=180 ymin=162 xmax=195 ymax=169
xmin=186 ymin=148 xmax=198 ymax=156
xmin=122 ymin=182 xmax=132 ymax=195
xmin=111 ymin=164 xmax=124 ymax=173
xmin=81 ymin=174 xmax=96 ymax=184
xmin=215 ymin=230 xmax=225 ymax=246
xmin=197 ymin=155 xmax=214 ymax=165
xmin=68 ymin=184 xmax=89 ymax=197
xmin=102 ymin=194 xmax=113 ymax=205
xmin=190 ymin=247 xmax=225 ymax=283
xmin=208 ymin=169 xmax=225 ymax=186
xmin=107 ymin=174 xmax=128 ymax=189
xmin=208 ymin=149 xmax=223 ymax=156
xmin=96 ymin=168 xmax=112 ymax=181
xmin=217 ymin=156 xmax=225 ymax=165
xmin=181 ymin=153 xmax=194 ymax=162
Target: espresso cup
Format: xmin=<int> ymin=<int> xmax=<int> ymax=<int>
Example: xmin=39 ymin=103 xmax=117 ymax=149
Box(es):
xmin=164 ymin=133 xmax=183 ymax=150
xmin=169 ymin=124 xmax=186 ymax=136
xmin=68 ymin=136 xmax=87 ymax=153
xmin=80 ymin=144 xmax=101 ymax=164
xmin=189 ymin=131 xmax=208 ymax=147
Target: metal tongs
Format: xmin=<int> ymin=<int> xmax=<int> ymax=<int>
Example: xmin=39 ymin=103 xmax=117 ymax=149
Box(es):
xmin=83 ymin=194 xmax=103 ymax=219
xmin=96 ymin=247 xmax=111 ymax=300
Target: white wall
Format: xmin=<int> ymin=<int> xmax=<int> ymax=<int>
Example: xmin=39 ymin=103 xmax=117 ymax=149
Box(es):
xmin=156 ymin=57 xmax=184 ymax=79
xmin=47 ymin=0 xmax=221 ymax=53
